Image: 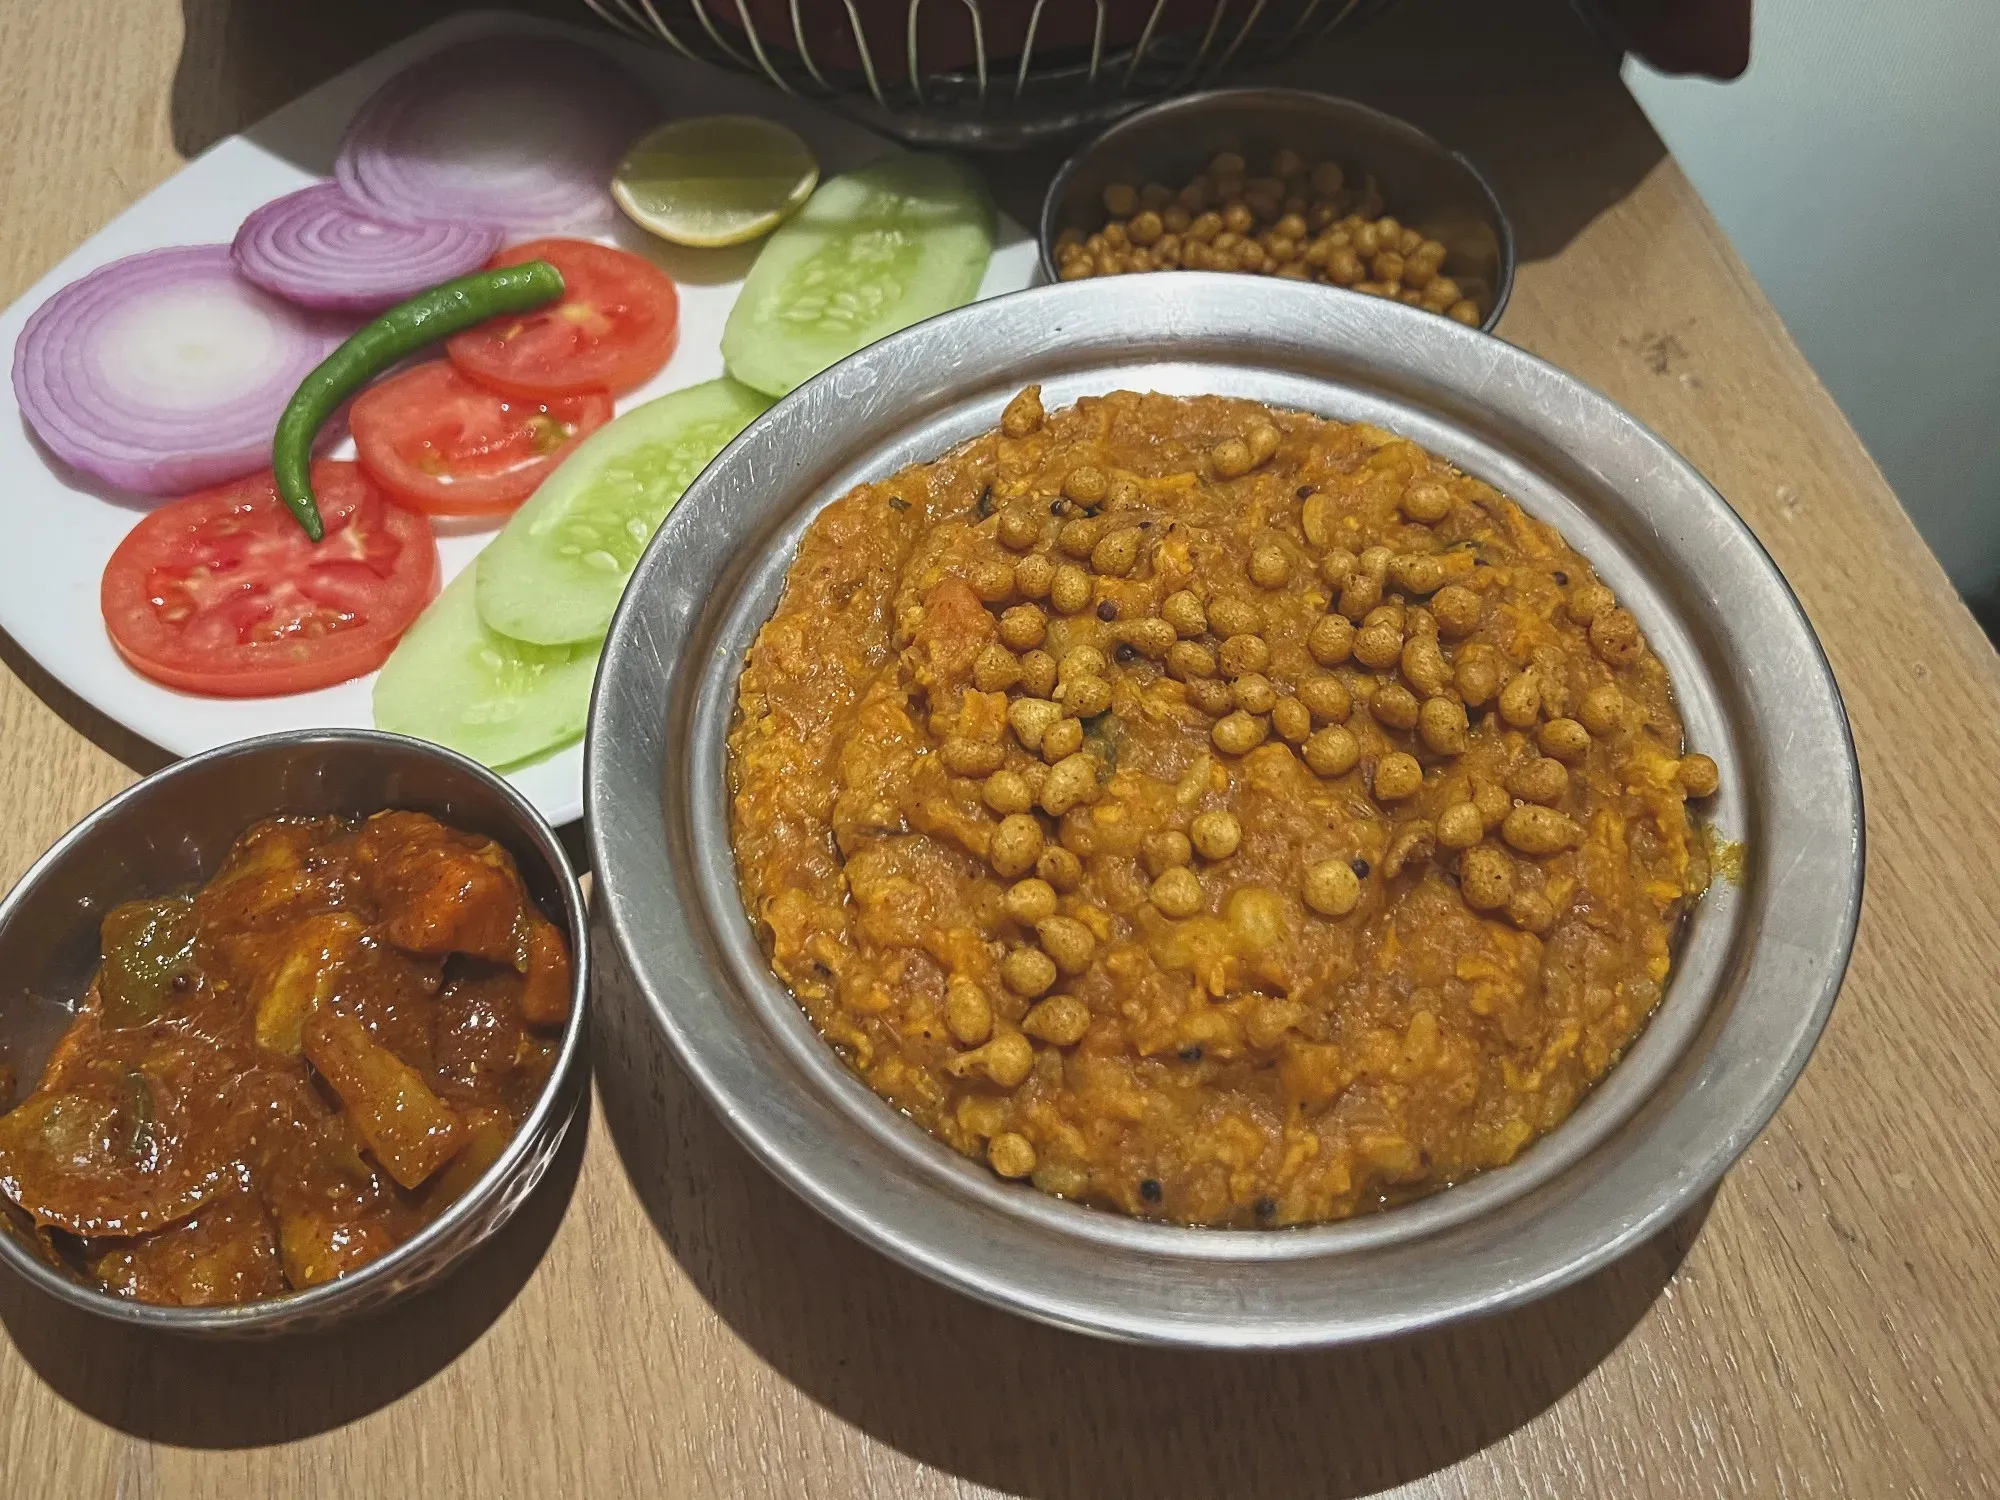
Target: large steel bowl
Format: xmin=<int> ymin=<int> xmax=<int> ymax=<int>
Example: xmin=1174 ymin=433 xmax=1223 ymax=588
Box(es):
xmin=0 ymin=730 xmax=590 ymax=1337
xmin=587 ymin=276 xmax=1862 ymax=1349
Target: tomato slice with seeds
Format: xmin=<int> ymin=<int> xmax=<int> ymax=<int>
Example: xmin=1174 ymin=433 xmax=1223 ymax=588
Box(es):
xmin=102 ymin=461 xmax=439 ymax=698
xmin=351 ymin=360 xmax=612 ymax=516
xmin=445 ymin=238 xmax=680 ymax=399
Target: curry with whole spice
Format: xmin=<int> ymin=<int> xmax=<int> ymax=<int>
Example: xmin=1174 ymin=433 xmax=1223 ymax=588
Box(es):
xmin=727 ymin=389 xmax=1716 ymax=1227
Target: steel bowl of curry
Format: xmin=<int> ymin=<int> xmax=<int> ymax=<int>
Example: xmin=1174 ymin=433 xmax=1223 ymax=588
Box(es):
xmin=589 ymin=275 xmax=1862 ymax=1348
xmin=0 ymin=730 xmax=588 ymax=1336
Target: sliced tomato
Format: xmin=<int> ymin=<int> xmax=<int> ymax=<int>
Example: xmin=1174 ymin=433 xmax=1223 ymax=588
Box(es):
xmin=102 ymin=461 xmax=439 ymax=698
xmin=446 ymin=238 xmax=679 ymax=399
xmin=351 ymin=361 xmax=611 ymax=516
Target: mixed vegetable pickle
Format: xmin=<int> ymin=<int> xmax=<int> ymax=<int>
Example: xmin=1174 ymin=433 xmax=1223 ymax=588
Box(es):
xmin=0 ymin=812 xmax=573 ymax=1304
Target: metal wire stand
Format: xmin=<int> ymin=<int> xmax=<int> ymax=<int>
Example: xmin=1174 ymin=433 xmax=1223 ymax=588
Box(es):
xmin=581 ymin=0 xmax=1398 ymax=147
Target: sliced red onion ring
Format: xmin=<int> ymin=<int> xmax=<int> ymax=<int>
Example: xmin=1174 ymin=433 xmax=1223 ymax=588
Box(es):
xmin=11 ymin=245 xmax=351 ymax=497
xmin=232 ymin=182 xmax=501 ymax=312
xmin=336 ymin=36 xmax=658 ymax=237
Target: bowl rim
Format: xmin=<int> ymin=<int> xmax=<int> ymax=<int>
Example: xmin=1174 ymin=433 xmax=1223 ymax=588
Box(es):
xmin=1036 ymin=84 xmax=1518 ymax=332
xmin=588 ymin=275 xmax=1861 ymax=1348
xmin=0 ymin=727 xmax=590 ymax=1335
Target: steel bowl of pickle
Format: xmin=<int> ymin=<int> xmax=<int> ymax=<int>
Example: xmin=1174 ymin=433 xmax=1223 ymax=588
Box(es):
xmin=0 ymin=730 xmax=589 ymax=1337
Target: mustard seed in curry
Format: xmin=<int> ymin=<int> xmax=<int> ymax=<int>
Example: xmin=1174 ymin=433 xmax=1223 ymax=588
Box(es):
xmin=727 ymin=390 xmax=1716 ymax=1228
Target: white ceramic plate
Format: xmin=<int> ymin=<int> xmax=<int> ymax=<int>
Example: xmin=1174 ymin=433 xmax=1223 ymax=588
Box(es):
xmin=0 ymin=10 xmax=1038 ymax=826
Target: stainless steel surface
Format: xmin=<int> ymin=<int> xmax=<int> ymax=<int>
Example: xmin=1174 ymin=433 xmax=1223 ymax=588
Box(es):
xmin=587 ymin=276 xmax=1863 ymax=1349
xmin=1040 ymin=87 xmax=1515 ymax=331
xmin=579 ymin=0 xmax=1398 ymax=149
xmin=0 ymin=730 xmax=590 ymax=1338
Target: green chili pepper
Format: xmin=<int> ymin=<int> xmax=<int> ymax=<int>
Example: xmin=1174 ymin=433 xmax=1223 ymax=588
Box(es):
xmin=272 ymin=260 xmax=566 ymax=540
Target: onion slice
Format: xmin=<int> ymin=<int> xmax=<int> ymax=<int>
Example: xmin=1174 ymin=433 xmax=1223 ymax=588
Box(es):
xmin=232 ymin=182 xmax=501 ymax=312
xmin=11 ymin=245 xmax=351 ymax=497
xmin=335 ymin=37 xmax=658 ymax=237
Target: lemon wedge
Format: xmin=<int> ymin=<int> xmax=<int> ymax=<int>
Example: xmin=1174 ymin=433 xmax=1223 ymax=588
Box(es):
xmin=612 ymin=115 xmax=819 ymax=248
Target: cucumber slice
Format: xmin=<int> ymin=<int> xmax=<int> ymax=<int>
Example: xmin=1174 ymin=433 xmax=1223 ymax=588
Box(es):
xmin=475 ymin=378 xmax=771 ymax=647
xmin=721 ymin=152 xmax=994 ymax=398
xmin=373 ymin=564 xmax=598 ymax=770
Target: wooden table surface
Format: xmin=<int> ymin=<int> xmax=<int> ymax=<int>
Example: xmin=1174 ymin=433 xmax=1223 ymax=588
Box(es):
xmin=5 ymin=1 xmax=1998 ymax=1496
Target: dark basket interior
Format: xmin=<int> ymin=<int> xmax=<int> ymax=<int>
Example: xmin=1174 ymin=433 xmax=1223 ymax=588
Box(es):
xmin=582 ymin=0 xmax=1401 ymax=146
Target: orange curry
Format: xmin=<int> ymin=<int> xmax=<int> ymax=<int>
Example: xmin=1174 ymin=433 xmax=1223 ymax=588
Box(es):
xmin=0 ymin=811 xmax=571 ymax=1304
xmin=727 ymin=390 xmax=1718 ymax=1228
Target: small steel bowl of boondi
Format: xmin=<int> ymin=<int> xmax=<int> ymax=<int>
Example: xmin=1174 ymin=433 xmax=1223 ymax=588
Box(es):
xmin=0 ymin=729 xmax=589 ymax=1337
xmin=1040 ymin=87 xmax=1516 ymax=332
xmin=589 ymin=276 xmax=1860 ymax=1349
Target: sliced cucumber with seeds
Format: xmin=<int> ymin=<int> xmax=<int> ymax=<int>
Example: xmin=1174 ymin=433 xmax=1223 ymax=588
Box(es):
xmin=374 ymin=564 xmax=598 ymax=769
xmin=475 ymin=378 xmax=772 ymax=647
xmin=721 ymin=152 xmax=994 ymax=399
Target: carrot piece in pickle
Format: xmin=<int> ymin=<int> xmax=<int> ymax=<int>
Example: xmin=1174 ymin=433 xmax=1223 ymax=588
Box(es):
xmin=302 ymin=1009 xmax=462 ymax=1189
xmin=252 ymin=912 xmax=365 ymax=1056
xmin=516 ymin=914 xmax=573 ymax=1028
xmin=423 ymin=1107 xmax=512 ymax=1219
xmin=276 ymin=1200 xmax=401 ymax=1290
xmin=267 ymin=1116 xmax=401 ymax=1289
xmin=356 ymin=811 xmax=525 ymax=962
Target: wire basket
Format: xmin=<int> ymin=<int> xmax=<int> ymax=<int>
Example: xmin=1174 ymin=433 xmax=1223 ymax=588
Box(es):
xmin=580 ymin=0 xmax=1400 ymax=149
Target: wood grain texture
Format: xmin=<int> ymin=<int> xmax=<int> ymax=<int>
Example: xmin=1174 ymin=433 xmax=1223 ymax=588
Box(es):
xmin=4 ymin=1 xmax=1998 ymax=1497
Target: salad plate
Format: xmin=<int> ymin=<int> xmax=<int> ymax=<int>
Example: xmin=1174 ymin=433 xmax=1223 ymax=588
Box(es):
xmin=0 ymin=9 xmax=1038 ymax=825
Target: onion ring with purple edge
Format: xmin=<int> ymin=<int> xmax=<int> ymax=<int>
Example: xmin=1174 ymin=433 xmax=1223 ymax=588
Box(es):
xmin=232 ymin=182 xmax=501 ymax=313
xmin=10 ymin=245 xmax=351 ymax=497
xmin=335 ymin=36 xmax=658 ymax=237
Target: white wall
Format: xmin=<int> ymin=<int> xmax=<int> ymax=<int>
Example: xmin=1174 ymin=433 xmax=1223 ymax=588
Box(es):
xmin=1622 ymin=0 xmax=2000 ymax=597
